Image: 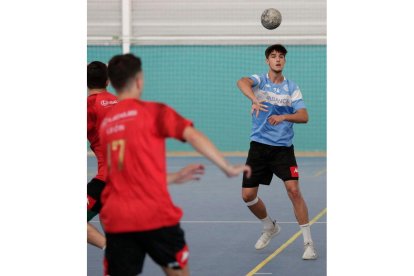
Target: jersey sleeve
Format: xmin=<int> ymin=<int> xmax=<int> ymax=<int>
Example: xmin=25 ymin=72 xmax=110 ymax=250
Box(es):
xmin=291 ymin=85 xmax=306 ymax=112
xmin=248 ymin=74 xmax=262 ymax=88
xmin=156 ymin=104 xmax=194 ymax=141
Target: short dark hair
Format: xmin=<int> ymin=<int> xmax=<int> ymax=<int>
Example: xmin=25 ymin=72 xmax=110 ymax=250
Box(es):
xmin=87 ymin=61 xmax=108 ymax=89
xmin=108 ymin=54 xmax=142 ymax=91
xmin=265 ymin=44 xmax=288 ymax=58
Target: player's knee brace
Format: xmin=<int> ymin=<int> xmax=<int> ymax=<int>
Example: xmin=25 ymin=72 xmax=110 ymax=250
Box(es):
xmin=246 ymin=197 xmax=259 ymax=207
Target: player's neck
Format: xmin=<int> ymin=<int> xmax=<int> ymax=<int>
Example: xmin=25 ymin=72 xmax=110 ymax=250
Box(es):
xmin=118 ymin=90 xmax=142 ymax=101
xmin=88 ymin=88 xmax=106 ymax=96
xmin=268 ymin=71 xmax=284 ymax=84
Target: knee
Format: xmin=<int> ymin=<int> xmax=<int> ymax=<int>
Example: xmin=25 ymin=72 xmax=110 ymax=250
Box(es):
xmin=287 ymin=187 xmax=301 ymax=199
xmin=242 ymin=192 xmax=257 ymax=203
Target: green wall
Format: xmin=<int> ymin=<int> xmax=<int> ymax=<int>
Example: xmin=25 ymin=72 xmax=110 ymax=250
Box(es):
xmin=88 ymin=45 xmax=326 ymax=152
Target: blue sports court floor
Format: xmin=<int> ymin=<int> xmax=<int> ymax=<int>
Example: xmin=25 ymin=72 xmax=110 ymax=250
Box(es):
xmin=88 ymin=156 xmax=326 ymax=276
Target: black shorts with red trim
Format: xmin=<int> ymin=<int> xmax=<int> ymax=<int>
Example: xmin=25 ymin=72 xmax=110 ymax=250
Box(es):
xmin=104 ymin=224 xmax=188 ymax=276
xmin=242 ymin=141 xmax=299 ymax=188
xmin=87 ymin=178 xmax=106 ymax=220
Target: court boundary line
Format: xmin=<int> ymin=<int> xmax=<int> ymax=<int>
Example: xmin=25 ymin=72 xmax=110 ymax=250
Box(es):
xmin=88 ymin=220 xmax=326 ymax=224
xmin=246 ymin=208 xmax=327 ymax=276
xmin=87 ymin=151 xmax=326 ymax=158
xmin=313 ymin=168 xmax=327 ymax=177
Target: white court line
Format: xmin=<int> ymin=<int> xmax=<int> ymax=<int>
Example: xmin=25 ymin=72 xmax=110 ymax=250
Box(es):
xmin=181 ymin=221 xmax=326 ymax=224
xmin=89 ymin=220 xmax=326 ymax=224
xmin=313 ymin=168 xmax=327 ymax=177
xmin=254 ymin=273 xmax=272 ymax=275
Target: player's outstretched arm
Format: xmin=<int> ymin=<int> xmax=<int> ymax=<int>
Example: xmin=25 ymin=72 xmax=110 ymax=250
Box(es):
xmin=87 ymin=222 xmax=105 ymax=249
xmin=237 ymin=77 xmax=268 ymax=117
xmin=183 ymin=126 xmax=251 ymax=178
xmin=167 ymin=164 xmax=205 ymax=184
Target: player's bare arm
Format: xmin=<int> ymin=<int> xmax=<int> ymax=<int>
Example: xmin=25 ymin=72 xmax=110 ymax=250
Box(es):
xmin=183 ymin=126 xmax=251 ymax=178
xmin=237 ymin=77 xmax=268 ymax=117
xmin=167 ymin=164 xmax=205 ymax=184
xmin=267 ymin=108 xmax=309 ymax=125
xmin=87 ymin=222 xmax=105 ymax=249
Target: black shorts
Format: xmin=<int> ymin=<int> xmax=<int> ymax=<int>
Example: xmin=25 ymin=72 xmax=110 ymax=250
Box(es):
xmin=242 ymin=141 xmax=299 ymax=188
xmin=104 ymin=224 xmax=189 ymax=276
xmin=87 ymin=178 xmax=106 ymax=221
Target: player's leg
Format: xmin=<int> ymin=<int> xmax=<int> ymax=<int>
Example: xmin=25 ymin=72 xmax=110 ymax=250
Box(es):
xmin=242 ymin=142 xmax=281 ymax=250
xmin=161 ymin=265 xmax=189 ymax=276
xmin=272 ymin=145 xmax=317 ymax=259
xmin=87 ymin=222 xmax=105 ymax=249
xmin=242 ymin=186 xmax=280 ymax=250
xmin=284 ymin=180 xmax=309 ymax=224
xmin=242 ymin=187 xmax=267 ymax=219
xmin=144 ymin=224 xmax=190 ymax=276
xmin=242 ymin=142 xmax=274 ymax=221
xmin=87 ymin=178 xmax=106 ymax=249
xmin=284 ymin=180 xmax=317 ymax=259
xmin=105 ymin=232 xmax=146 ymax=276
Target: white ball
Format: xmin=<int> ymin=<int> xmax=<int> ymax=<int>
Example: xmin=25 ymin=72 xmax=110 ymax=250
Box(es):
xmin=261 ymin=8 xmax=282 ymax=30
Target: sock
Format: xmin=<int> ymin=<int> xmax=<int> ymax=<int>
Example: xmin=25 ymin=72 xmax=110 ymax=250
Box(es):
xmin=300 ymin=223 xmax=313 ymax=244
xmin=260 ymin=215 xmax=274 ymax=231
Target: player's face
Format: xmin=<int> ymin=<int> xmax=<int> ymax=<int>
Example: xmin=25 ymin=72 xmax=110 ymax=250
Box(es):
xmin=266 ymin=51 xmax=286 ymax=73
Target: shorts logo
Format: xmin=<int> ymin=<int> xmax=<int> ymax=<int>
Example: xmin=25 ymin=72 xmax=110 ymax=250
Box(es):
xmin=87 ymin=195 xmax=96 ymax=210
xmin=290 ymin=166 xmax=299 ymax=177
xmin=175 ymin=245 xmax=189 ymax=268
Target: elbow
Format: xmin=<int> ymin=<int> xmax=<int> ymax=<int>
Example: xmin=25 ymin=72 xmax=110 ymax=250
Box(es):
xmin=236 ymin=79 xmax=243 ymax=88
xmin=298 ymin=109 xmax=308 ymax=123
xmin=237 ymin=77 xmax=248 ymax=88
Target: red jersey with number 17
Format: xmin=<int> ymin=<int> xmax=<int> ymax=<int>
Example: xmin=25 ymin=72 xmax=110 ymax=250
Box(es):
xmin=99 ymin=99 xmax=193 ymax=233
xmin=87 ymin=91 xmax=118 ymax=181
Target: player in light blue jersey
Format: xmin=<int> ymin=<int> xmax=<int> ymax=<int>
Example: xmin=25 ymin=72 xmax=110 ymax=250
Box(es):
xmin=236 ymin=44 xmax=317 ymax=260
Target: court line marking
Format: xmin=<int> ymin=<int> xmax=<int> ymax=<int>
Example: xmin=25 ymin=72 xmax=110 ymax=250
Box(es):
xmin=87 ymin=150 xmax=326 ymax=158
xmin=88 ymin=220 xmax=326 ymax=224
xmin=246 ymin=208 xmax=327 ymax=276
xmin=313 ymin=168 xmax=326 ymax=177
xmin=181 ymin=221 xmax=326 ymax=224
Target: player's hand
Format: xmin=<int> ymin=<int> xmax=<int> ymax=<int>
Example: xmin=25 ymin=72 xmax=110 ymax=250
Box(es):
xmin=267 ymin=115 xmax=286 ymax=125
xmin=172 ymin=164 xmax=205 ymax=184
xmin=251 ymin=100 xmax=268 ymax=117
xmin=224 ymin=164 xmax=252 ymax=178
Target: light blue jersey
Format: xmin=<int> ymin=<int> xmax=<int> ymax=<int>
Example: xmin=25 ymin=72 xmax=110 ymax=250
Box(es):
xmin=249 ymin=73 xmax=306 ymax=147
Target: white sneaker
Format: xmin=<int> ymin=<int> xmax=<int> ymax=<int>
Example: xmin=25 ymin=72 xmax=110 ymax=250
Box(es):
xmin=255 ymin=221 xmax=281 ymax=250
xmin=302 ymin=242 xmax=318 ymax=260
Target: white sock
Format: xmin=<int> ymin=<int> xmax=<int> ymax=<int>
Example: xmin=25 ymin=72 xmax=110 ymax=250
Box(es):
xmin=261 ymin=215 xmax=274 ymax=231
xmin=300 ymin=223 xmax=313 ymax=244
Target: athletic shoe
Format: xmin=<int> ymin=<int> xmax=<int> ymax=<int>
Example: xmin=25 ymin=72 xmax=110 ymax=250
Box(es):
xmin=302 ymin=242 xmax=318 ymax=260
xmin=255 ymin=221 xmax=281 ymax=250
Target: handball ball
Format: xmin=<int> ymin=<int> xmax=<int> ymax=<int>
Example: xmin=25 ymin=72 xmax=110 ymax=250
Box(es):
xmin=261 ymin=8 xmax=282 ymax=30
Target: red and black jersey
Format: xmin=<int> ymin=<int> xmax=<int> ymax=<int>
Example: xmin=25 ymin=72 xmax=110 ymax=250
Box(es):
xmin=99 ymin=99 xmax=193 ymax=233
xmin=87 ymin=91 xmax=118 ymax=181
